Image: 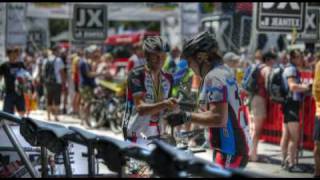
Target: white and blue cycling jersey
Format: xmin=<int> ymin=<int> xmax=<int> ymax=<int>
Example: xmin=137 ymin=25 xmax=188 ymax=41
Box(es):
xmin=198 ymin=63 xmax=251 ymax=156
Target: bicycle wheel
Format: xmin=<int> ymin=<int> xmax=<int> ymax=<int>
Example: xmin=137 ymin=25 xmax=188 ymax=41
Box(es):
xmin=107 ymin=100 xmax=122 ymax=133
xmin=87 ymin=100 xmax=106 ymax=128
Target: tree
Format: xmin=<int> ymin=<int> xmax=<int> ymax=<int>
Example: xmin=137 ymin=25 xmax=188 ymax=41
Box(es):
xmin=49 ymin=19 xmax=69 ymax=38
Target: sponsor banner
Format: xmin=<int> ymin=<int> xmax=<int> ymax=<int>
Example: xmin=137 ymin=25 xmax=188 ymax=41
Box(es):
xmin=297 ymin=7 xmax=320 ymax=42
xmin=72 ymin=4 xmax=107 ymax=41
xmin=180 ymin=3 xmax=200 ymax=40
xmin=256 ymin=2 xmax=306 ymax=32
xmin=26 ymin=3 xmax=71 ymax=19
xmin=6 ymin=3 xmax=27 ymax=49
xmin=0 ymin=3 xmax=6 ymax=62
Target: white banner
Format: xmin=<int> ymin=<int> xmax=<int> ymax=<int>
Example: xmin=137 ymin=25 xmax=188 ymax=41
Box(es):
xmin=6 ymin=3 xmax=27 ymax=50
xmin=26 ymin=3 xmax=71 ymax=19
xmin=0 ymin=3 xmax=6 ymax=62
xmin=180 ymin=3 xmax=200 ymax=40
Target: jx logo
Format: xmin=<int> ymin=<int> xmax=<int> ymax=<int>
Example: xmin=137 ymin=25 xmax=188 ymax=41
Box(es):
xmin=261 ymin=2 xmax=302 ymax=14
xmin=76 ymin=8 xmax=103 ymax=28
xmin=305 ymin=11 xmax=317 ymax=30
xmin=262 ymin=3 xmax=300 ymax=10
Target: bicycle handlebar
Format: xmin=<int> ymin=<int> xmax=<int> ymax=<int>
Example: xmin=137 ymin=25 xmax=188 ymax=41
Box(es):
xmin=177 ymin=101 xmax=197 ymax=110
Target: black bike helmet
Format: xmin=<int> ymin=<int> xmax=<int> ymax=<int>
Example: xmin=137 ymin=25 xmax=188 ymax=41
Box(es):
xmin=143 ymin=36 xmax=170 ymax=53
xmin=182 ymin=31 xmax=218 ymax=58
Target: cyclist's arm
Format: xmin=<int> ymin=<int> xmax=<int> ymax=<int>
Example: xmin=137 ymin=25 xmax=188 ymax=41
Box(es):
xmin=129 ymin=70 xmax=176 ymax=116
xmin=133 ymin=95 xmax=176 ymax=116
xmin=189 ymin=102 xmax=228 ymax=127
xmin=189 ymin=76 xmax=228 ymax=127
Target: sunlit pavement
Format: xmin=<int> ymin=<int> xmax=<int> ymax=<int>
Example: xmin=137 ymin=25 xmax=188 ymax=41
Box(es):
xmin=0 ymin=101 xmax=315 ymax=178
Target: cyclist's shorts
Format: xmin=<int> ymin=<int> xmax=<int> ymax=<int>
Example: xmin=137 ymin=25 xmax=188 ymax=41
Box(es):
xmin=213 ymin=151 xmax=248 ymax=169
xmin=80 ymin=86 xmax=94 ymax=102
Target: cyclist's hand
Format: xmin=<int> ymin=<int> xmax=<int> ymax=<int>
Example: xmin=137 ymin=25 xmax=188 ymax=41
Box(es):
xmin=164 ymin=111 xmax=191 ymax=127
xmin=164 ymin=97 xmax=178 ymax=109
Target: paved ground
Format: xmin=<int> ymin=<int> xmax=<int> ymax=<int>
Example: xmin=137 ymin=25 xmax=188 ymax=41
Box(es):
xmin=0 ymin=104 xmax=315 ymax=178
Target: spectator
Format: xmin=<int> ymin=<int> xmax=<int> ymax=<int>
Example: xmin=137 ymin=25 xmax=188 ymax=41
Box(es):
xmin=279 ymin=50 xmax=289 ymax=68
xmin=223 ymin=52 xmax=240 ymax=76
xmin=0 ymin=46 xmax=27 ymax=117
xmin=34 ymin=49 xmax=48 ymax=110
xmin=163 ymin=46 xmax=181 ymax=74
xmin=23 ymin=54 xmax=36 ymax=116
xmin=126 ymin=44 xmax=145 ymax=72
xmin=312 ymin=52 xmax=320 ymax=178
xmin=71 ymin=50 xmax=81 ymax=116
xmin=43 ymin=46 xmax=66 ymax=122
xmin=96 ymin=53 xmax=113 ymax=83
xmin=280 ymin=49 xmax=311 ymax=171
xmin=249 ymin=51 xmax=277 ymax=162
xmin=79 ymin=45 xmax=104 ymax=126
xmin=254 ymin=49 xmax=263 ymax=64
xmin=59 ymin=47 xmax=69 ymax=114
xmin=239 ymin=54 xmax=251 ymax=69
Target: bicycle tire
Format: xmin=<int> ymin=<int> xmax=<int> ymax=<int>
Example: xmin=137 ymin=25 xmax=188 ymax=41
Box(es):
xmin=87 ymin=101 xmax=106 ymax=129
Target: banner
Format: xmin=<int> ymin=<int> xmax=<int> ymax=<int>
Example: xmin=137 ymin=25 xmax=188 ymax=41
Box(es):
xmin=6 ymin=3 xmax=27 ymax=50
xmin=297 ymin=7 xmax=320 ymax=42
xmin=201 ymin=15 xmax=234 ymax=52
xmin=72 ymin=3 xmax=108 ymax=41
xmin=0 ymin=3 xmax=6 ymax=62
xmin=26 ymin=18 xmax=50 ymax=53
xmin=180 ymin=3 xmax=200 ymax=41
xmin=26 ymin=3 xmax=71 ymax=19
xmin=256 ymin=2 xmax=306 ymax=33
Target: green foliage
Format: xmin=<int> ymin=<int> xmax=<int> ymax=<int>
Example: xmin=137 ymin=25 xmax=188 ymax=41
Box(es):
xmin=200 ymin=3 xmax=214 ymax=14
xmin=49 ymin=19 xmax=69 ymax=37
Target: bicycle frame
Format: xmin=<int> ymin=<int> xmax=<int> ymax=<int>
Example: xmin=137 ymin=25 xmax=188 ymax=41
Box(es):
xmin=0 ymin=112 xmax=38 ymax=178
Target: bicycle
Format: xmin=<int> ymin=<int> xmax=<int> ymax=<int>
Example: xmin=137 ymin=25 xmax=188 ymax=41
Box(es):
xmin=86 ymin=78 xmax=125 ymax=133
xmin=0 ymin=111 xmax=113 ymax=178
xmin=0 ymin=111 xmax=269 ymax=178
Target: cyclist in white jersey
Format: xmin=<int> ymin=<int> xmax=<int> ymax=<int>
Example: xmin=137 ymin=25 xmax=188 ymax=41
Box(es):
xmin=165 ymin=31 xmax=251 ymax=169
xmin=123 ymin=36 xmax=178 ymax=145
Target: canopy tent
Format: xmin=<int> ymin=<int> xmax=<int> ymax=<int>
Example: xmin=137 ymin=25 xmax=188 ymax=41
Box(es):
xmin=108 ymin=6 xmax=179 ymax=21
xmin=51 ymin=31 xmax=69 ymax=42
xmin=104 ymin=31 xmax=159 ymax=45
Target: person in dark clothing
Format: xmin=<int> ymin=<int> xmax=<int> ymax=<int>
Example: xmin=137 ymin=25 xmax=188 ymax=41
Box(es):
xmin=0 ymin=46 xmax=27 ymax=116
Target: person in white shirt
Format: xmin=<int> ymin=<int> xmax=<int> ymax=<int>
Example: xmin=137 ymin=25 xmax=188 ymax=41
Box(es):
xmin=42 ymin=46 xmax=66 ymax=122
xmin=223 ymin=52 xmax=240 ymax=76
xmin=127 ymin=44 xmax=145 ymax=72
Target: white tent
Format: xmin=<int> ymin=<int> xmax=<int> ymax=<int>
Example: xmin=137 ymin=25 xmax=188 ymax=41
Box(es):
xmin=108 ymin=6 xmax=179 ymax=21
xmin=51 ymin=31 xmax=69 ymax=42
